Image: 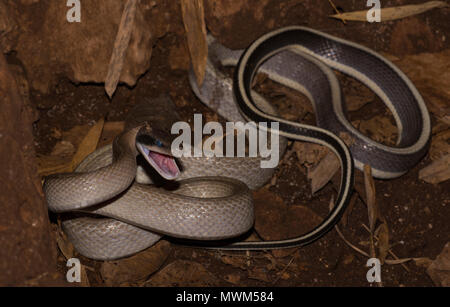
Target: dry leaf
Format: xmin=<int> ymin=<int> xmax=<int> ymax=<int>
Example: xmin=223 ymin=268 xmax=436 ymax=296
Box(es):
xmin=342 ymin=254 xmax=355 ymax=265
xmin=55 ymin=229 xmax=74 ymax=260
xmin=344 ymin=83 xmax=375 ymax=112
xmin=414 ymin=257 xmax=433 ymax=268
xmin=364 ymin=165 xmax=378 ymax=233
xmin=341 ymin=192 xmax=359 ymax=227
xmin=100 ymin=240 xmax=171 ymax=286
xmin=294 ymin=142 xmax=328 ymax=165
xmin=440 ymin=116 xmax=450 ymax=126
xmin=375 ymin=222 xmax=390 ymax=264
xmin=220 ymin=255 xmax=249 ymax=270
xmin=389 ymin=50 xmax=450 ymax=124
xmin=427 ymin=242 xmax=450 ymax=286
xmin=50 ymin=141 xmax=75 ymax=157
xmin=307 ymin=131 xmax=356 ymax=193
xmin=98 ymin=121 xmax=125 ymax=148
xmin=248 ymin=268 xmax=271 ymax=283
xmin=419 ymin=154 xmax=450 ymax=184
xmin=105 ymin=0 xmax=138 ymax=98
xmin=358 ymin=116 xmax=398 ymax=146
xmin=146 ymin=260 xmax=219 ymax=286
xmin=308 ymin=151 xmax=340 ymax=194
xmin=223 ymin=274 xmax=241 ymax=285
xmin=364 ymin=164 xmax=379 ymax=260
xmin=69 ymin=118 xmax=105 ymax=171
xmin=429 ymin=129 xmax=450 ymax=162
xmin=264 ymin=253 xmax=278 ymax=271
xmin=79 ymin=265 xmax=90 ymax=287
xmin=330 ymin=1 xmax=448 ymax=22
xmin=37 ymin=119 xmax=104 ymax=176
xmin=181 ymin=0 xmax=207 ymax=86
xmin=432 ymin=122 xmax=449 ymax=136
xmin=37 ymin=155 xmax=74 ymax=177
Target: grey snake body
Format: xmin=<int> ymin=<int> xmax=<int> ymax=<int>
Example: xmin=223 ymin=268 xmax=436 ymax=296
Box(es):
xmin=44 ymin=26 xmax=430 ymax=260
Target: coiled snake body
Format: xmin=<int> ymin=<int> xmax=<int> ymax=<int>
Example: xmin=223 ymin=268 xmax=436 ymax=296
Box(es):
xmin=44 ymin=27 xmax=430 ymax=260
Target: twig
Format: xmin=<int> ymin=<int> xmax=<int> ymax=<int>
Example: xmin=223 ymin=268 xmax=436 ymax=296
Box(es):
xmin=327 ymin=0 xmax=347 ymax=24
xmin=361 ymin=223 xmax=410 ymax=272
xmin=329 ymin=195 xmax=370 ymax=257
xmin=335 ymin=225 xmax=370 ymax=257
xmin=333 ymin=195 xmax=418 ymax=273
xmin=272 ymin=255 xmax=295 ymax=285
xmin=105 ymin=0 xmax=138 ymax=98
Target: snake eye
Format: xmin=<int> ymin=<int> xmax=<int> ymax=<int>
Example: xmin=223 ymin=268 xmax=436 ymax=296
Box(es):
xmin=155 ymin=139 xmax=163 ymax=148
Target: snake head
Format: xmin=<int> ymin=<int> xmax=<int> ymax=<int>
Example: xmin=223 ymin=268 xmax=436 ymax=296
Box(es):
xmin=136 ymin=124 xmax=180 ymax=180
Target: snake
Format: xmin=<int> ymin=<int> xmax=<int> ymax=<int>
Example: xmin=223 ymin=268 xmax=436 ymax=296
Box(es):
xmin=44 ymin=26 xmax=430 ymax=260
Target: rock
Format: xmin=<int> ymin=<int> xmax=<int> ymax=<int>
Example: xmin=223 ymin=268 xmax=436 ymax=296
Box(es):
xmin=0 ymin=52 xmax=60 ymax=285
xmin=14 ymin=0 xmax=169 ymax=93
xmin=204 ymin=0 xmax=330 ymax=50
xmin=0 ymin=0 xmax=19 ymax=53
xmin=253 ymin=188 xmax=323 ymax=257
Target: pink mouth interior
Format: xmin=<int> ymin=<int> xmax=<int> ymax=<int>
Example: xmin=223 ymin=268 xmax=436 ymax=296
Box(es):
xmin=148 ymin=151 xmax=180 ymax=178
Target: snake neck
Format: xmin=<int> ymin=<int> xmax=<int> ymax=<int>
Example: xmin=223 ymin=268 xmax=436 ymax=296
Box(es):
xmin=113 ymin=126 xmax=141 ymax=160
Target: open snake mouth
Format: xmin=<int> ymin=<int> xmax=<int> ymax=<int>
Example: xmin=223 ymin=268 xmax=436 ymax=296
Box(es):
xmin=137 ymin=143 xmax=180 ymax=180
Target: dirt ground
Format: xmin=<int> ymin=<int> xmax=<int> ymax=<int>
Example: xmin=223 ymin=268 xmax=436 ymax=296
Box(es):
xmin=23 ymin=1 xmax=450 ymax=286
